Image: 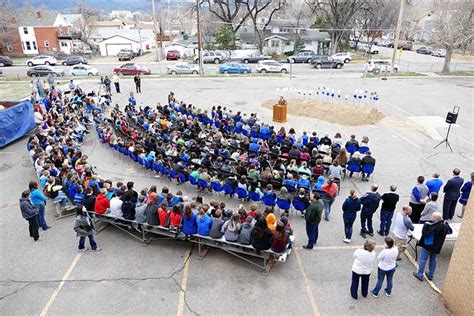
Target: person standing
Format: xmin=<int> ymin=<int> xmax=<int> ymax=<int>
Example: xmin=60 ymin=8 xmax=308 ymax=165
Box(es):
xmin=350 ymin=239 xmax=376 ymax=300
xmin=112 ymin=73 xmax=121 ymax=93
xmin=393 ymin=206 xmax=414 ymax=260
xmin=103 ymin=76 xmax=111 ymax=94
xmin=321 ymin=176 xmax=338 ymax=221
xmin=28 ymin=181 xmax=50 ymax=231
xmin=420 ymin=193 xmax=439 ymax=223
xmin=458 ymin=172 xmax=473 ymax=218
xmin=128 ymin=92 xmax=137 ymax=107
xmin=134 ymin=74 xmax=141 ymax=93
xmin=19 ymin=191 xmax=41 ymax=241
xmin=409 ymin=176 xmax=429 ymax=224
xmin=426 ymin=172 xmax=443 ymax=195
xmin=378 ymin=185 xmax=399 ymax=236
xmin=360 ymin=184 xmax=381 ymax=238
xmin=74 ymin=207 xmax=101 ymax=252
xmin=371 ymin=237 xmax=398 ymax=297
xmin=442 ymin=168 xmax=464 ymax=220
xmin=303 ymin=193 xmax=323 ymax=249
xmin=413 ymin=212 xmax=452 ymax=281
xmin=342 ymin=189 xmax=361 ymax=243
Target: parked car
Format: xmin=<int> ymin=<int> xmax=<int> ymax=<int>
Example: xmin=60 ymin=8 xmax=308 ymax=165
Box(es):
xmin=117 ymin=48 xmax=135 ymax=61
xmin=0 ymin=55 xmax=13 ymax=66
xmin=388 ymin=40 xmax=413 ymax=50
xmin=366 ymin=60 xmax=398 ymax=73
xmin=432 ymin=49 xmax=446 ymax=57
xmin=62 ymin=55 xmax=87 ymax=66
xmin=166 ymin=62 xmax=199 ymax=75
xmin=166 ymin=50 xmax=181 ymax=60
xmin=70 ymin=64 xmax=99 ymax=76
xmin=364 ymin=45 xmax=379 ymax=54
xmin=416 ymin=46 xmax=433 ymax=55
xmin=287 ymin=50 xmax=315 ymax=63
xmin=311 ymin=55 xmax=344 ymax=69
xmin=194 ymin=51 xmax=225 ymax=64
xmin=219 ymin=62 xmax=251 ymax=74
xmin=331 ymin=52 xmax=352 ymax=63
xmin=240 ymin=53 xmax=271 ymax=64
xmin=26 ymin=55 xmax=57 ymax=67
xmin=113 ymin=63 xmax=151 ymax=75
xmin=256 ymin=60 xmax=288 ymax=73
xmin=27 ymin=65 xmax=64 ymax=77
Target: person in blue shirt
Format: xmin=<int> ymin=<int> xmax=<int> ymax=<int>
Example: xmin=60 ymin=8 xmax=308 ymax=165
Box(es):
xmin=28 ymin=181 xmax=50 ymax=231
xmin=74 ymin=187 xmax=85 ymax=206
xmin=249 ymin=139 xmax=260 ymax=153
xmin=297 ymin=175 xmax=311 ymax=190
xmin=128 ymin=92 xmax=137 ymax=106
xmin=302 ymin=131 xmax=309 ymax=145
xmin=68 ymin=79 xmax=75 ymax=90
xmin=283 ymin=174 xmax=297 ymax=192
xmin=182 ymin=204 xmax=197 ymax=235
xmin=458 ymin=172 xmax=473 ymax=218
xmin=197 ymin=208 xmax=212 ymax=236
xmin=426 ymin=172 xmax=443 ymax=195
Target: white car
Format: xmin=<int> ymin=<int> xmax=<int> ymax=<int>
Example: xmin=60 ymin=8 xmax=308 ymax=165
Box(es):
xmin=331 ymin=52 xmax=352 ymax=63
xmin=366 ymin=60 xmax=398 ymax=73
xmin=364 ymin=45 xmax=379 ymax=54
xmin=256 ymin=60 xmax=288 ymax=73
xmin=26 ymin=55 xmax=57 ymax=67
xmin=69 ymin=64 xmax=99 ymax=76
xmin=432 ymin=49 xmax=446 ymax=57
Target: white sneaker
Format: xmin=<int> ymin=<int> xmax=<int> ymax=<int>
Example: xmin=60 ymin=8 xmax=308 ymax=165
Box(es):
xmin=35 ymin=237 xmax=45 ymax=241
xmin=343 ymin=238 xmax=351 ymax=243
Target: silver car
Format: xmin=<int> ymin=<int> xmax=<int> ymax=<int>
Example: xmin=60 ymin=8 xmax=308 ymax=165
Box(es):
xmin=166 ymin=62 xmax=199 ymax=75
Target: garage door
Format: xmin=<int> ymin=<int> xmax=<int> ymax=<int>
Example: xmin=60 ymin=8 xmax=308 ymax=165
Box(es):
xmin=106 ymin=43 xmax=132 ymax=56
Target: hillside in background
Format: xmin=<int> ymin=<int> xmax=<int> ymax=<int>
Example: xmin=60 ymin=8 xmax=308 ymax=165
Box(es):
xmin=10 ymin=0 xmax=193 ymax=11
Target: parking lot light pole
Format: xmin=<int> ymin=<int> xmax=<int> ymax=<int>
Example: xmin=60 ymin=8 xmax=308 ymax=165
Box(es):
xmin=152 ymin=0 xmax=160 ymax=62
xmin=391 ymin=0 xmax=405 ymax=74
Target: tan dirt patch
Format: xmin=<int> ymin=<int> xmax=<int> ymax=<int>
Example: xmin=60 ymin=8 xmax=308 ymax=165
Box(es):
xmin=262 ymin=99 xmax=385 ymax=126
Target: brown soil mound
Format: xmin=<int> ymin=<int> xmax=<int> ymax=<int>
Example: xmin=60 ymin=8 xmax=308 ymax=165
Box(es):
xmin=262 ymin=99 xmax=385 ymax=126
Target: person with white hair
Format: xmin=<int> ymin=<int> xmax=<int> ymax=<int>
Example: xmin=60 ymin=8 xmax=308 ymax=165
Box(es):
xmin=393 ymin=205 xmax=414 ymax=260
xmin=413 ymin=212 xmax=452 ymax=281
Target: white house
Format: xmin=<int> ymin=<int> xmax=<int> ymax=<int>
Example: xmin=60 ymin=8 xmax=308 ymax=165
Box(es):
xmin=18 ymin=26 xmax=38 ymax=55
xmin=97 ymin=29 xmax=154 ymax=56
xmin=263 ymin=29 xmax=331 ymax=55
xmin=53 ymin=13 xmax=84 ymax=55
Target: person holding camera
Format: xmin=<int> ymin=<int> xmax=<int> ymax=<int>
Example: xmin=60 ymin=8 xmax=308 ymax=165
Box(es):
xmin=74 ymin=207 xmax=101 ymax=252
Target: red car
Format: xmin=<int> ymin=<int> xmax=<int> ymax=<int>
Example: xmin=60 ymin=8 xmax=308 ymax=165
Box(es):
xmin=113 ymin=63 xmax=151 ymax=75
xmin=166 ymin=50 xmax=180 ymax=60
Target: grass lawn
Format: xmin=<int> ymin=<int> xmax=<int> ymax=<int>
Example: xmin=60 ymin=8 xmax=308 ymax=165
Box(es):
xmin=0 ymin=81 xmax=31 ymax=100
xmin=435 ymin=71 xmax=474 ymax=76
xmin=363 ymin=71 xmax=426 ymax=78
xmin=10 ymin=57 xmax=30 ymax=66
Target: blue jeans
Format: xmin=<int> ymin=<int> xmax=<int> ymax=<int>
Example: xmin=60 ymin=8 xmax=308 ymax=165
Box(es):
xmin=372 ymin=267 xmax=396 ymax=295
xmin=323 ymin=199 xmax=334 ymax=220
xmin=379 ymin=210 xmax=394 ymax=236
xmin=360 ymin=211 xmax=373 ymax=234
xmin=305 ymin=222 xmax=319 ymax=249
xmin=343 ymin=217 xmax=355 ymax=239
xmin=37 ymin=203 xmax=49 ymax=230
xmin=351 ymin=271 xmax=370 ymax=299
xmin=79 ymin=234 xmax=97 ymax=250
xmin=54 ymin=191 xmax=69 ymax=206
xmin=416 ymin=248 xmax=437 ymax=279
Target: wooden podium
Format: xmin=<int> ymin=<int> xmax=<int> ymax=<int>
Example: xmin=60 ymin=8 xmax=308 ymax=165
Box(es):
xmin=273 ymin=97 xmax=287 ymax=123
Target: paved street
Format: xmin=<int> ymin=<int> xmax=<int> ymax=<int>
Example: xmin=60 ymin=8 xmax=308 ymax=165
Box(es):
xmin=0 ymin=75 xmax=472 ymax=315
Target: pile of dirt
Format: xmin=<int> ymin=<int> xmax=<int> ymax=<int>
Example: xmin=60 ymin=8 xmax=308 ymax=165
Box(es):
xmin=262 ymin=99 xmax=384 ymax=126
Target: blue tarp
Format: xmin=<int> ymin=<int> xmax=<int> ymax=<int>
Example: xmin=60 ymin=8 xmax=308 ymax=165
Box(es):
xmin=0 ymin=100 xmax=36 ymax=148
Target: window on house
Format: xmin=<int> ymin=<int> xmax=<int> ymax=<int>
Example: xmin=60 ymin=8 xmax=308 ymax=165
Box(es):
xmin=44 ymin=40 xmax=50 ymax=48
xmin=26 ymin=41 xmax=31 ymax=50
xmin=271 ymin=40 xmax=280 ymax=48
xmin=6 ymin=43 xmax=13 ymax=51
xmin=61 ymin=42 xmax=68 ymax=47
xmin=23 ymin=27 xmax=28 ymax=34
xmin=32 ymin=41 xmax=37 ymax=50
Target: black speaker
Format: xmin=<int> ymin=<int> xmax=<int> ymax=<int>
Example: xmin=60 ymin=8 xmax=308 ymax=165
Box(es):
xmin=446 ymin=112 xmax=458 ymax=124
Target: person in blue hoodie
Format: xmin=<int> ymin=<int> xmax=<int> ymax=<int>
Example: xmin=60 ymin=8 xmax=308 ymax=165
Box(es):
xmin=313 ymin=175 xmax=326 ymax=192
xmin=182 ymin=204 xmax=197 ymax=236
xmin=360 ymin=184 xmax=382 ymax=238
xmin=29 ymin=181 xmax=50 ymax=231
xmin=342 ymin=189 xmax=361 ymax=243
xmin=197 ymin=208 xmax=212 ymax=236
xmin=425 ymin=172 xmax=443 ymax=195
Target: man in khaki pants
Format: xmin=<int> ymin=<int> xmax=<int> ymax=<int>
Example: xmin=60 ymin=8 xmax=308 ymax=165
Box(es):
xmin=393 ymin=205 xmax=415 ymax=260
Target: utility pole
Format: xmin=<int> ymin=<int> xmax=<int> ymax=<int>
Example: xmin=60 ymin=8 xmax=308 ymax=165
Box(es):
xmin=151 ymin=0 xmax=159 ymax=62
xmin=196 ymin=0 xmax=204 ymax=76
xmin=391 ymin=0 xmax=405 ymax=74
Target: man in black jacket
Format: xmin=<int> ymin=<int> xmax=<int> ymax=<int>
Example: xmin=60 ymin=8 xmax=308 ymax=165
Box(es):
xmin=360 ymin=184 xmax=381 ymax=238
xmin=413 ymin=212 xmax=452 ymax=281
xmin=19 ymin=191 xmax=41 ymax=241
xmin=442 ymin=168 xmax=464 ymax=220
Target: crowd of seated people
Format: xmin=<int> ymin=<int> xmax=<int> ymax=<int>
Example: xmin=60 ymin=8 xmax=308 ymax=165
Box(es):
xmin=96 ymin=93 xmax=376 ymax=216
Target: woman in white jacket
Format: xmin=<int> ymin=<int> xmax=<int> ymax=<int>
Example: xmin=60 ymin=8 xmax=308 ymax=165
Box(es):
xmin=350 ymin=239 xmax=376 ymax=299
xmin=372 ymin=237 xmax=398 ymax=297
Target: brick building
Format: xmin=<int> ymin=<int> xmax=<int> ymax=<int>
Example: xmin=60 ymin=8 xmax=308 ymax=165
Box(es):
xmin=33 ymin=27 xmax=61 ymax=54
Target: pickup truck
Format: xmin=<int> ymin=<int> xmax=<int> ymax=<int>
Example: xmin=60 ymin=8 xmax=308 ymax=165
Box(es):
xmin=239 ymin=53 xmax=271 ymax=64
xmin=117 ymin=48 xmax=134 ymax=61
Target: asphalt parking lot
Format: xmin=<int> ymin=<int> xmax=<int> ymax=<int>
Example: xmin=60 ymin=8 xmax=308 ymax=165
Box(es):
xmin=0 ymin=75 xmax=472 ymax=315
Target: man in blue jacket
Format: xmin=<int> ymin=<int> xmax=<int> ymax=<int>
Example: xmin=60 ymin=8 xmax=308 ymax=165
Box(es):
xmin=360 ymin=184 xmax=381 ymax=238
xmin=442 ymin=168 xmax=464 ymax=220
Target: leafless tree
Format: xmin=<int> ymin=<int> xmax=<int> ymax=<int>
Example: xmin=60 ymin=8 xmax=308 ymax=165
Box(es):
xmin=73 ymin=3 xmax=100 ymax=51
xmin=306 ymin=0 xmax=370 ymax=54
xmin=0 ymin=1 xmax=17 ymax=54
xmin=430 ymin=1 xmax=473 ymax=73
xmin=201 ymin=0 xmax=252 ymax=44
xmin=244 ymin=0 xmax=287 ymax=53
